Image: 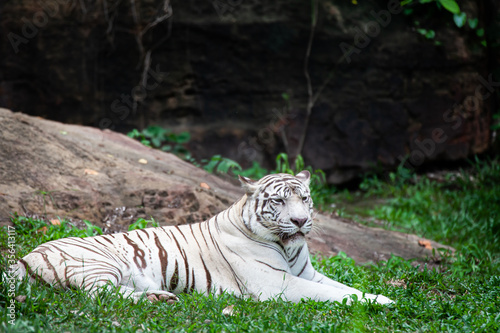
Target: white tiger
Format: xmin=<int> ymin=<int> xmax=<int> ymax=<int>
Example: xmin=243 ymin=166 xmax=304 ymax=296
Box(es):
xmin=14 ymin=171 xmax=393 ymax=305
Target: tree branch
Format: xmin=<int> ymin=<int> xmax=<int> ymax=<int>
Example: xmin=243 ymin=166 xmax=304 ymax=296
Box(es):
xmin=129 ymin=0 xmax=173 ymax=127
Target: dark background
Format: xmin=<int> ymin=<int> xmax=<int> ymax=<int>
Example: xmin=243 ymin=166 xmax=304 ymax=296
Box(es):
xmin=1 ymin=0 xmax=499 ymax=184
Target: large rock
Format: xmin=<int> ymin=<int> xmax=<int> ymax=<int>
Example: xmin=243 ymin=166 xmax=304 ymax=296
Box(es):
xmin=0 ymin=108 xmax=239 ymax=233
xmin=0 ymin=108 xmax=452 ymax=263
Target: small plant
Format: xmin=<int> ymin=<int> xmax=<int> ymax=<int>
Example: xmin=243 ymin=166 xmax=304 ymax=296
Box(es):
xmin=127 ymin=126 xmax=192 ymax=160
xmin=274 ymin=153 xmax=325 ymax=182
xmin=360 ymin=160 xmax=416 ymax=195
xmin=402 ymin=0 xmax=487 ymax=47
xmin=234 ymin=161 xmax=269 ymax=179
xmin=126 ymin=128 xmax=153 ymax=147
xmin=202 ymin=155 xmax=243 ymax=175
xmin=83 ymin=220 xmax=104 ymax=237
xmin=128 ymin=217 xmax=159 ymax=231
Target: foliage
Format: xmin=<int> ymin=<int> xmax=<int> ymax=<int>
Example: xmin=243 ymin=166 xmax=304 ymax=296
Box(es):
xmin=1 ymin=215 xmax=499 ymax=332
xmin=127 ymin=126 xmax=193 ymax=161
xmin=128 ymin=217 xmax=159 ymax=231
xmin=234 ymin=161 xmax=269 ymax=179
xmin=401 ymin=0 xmax=486 ymax=47
xmin=401 ymin=0 xmax=460 ymax=15
xmin=202 ymin=155 xmax=243 ymax=175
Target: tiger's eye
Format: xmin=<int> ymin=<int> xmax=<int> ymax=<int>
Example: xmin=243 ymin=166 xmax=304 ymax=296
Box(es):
xmin=273 ymin=198 xmax=285 ymax=205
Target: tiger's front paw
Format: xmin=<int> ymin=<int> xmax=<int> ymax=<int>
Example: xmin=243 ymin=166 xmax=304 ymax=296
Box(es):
xmin=146 ymin=291 xmax=178 ymax=304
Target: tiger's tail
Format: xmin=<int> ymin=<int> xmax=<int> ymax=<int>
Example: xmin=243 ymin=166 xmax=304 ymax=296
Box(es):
xmin=9 ymin=260 xmax=35 ymax=283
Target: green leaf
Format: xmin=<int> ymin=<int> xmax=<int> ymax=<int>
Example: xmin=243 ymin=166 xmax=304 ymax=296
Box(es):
xmin=84 ymin=220 xmax=103 ymax=236
xmin=176 ymin=132 xmax=191 ymax=143
xmin=453 ymin=12 xmax=467 ymax=28
xmin=143 ymin=126 xmax=167 ymax=139
xmin=476 ymin=28 xmax=485 ymax=37
xmin=128 ymin=218 xmax=157 ymax=230
xmin=140 ymin=139 xmax=152 ymax=147
xmin=468 ymin=18 xmax=478 ymax=29
xmin=151 ymin=137 xmax=163 ymax=148
xmin=202 ymin=155 xmax=242 ymax=174
xmin=416 ymin=28 xmax=435 ymax=39
xmin=438 ymin=0 xmax=460 ymax=14
xmin=127 ymin=129 xmax=141 ymax=138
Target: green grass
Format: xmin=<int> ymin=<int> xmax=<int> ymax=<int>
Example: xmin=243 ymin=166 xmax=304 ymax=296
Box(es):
xmin=1 ymin=213 xmax=499 ymax=332
xmin=3 ymin=262 xmax=498 ymax=332
xmin=334 ymin=158 xmax=500 ymax=255
xmin=1 ymin=158 xmax=500 ymax=332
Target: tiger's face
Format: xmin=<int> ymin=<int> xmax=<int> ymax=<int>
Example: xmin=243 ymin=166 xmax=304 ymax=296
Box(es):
xmin=239 ymin=171 xmax=314 ymax=247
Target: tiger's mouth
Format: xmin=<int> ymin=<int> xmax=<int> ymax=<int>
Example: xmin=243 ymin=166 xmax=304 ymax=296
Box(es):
xmin=280 ymin=231 xmax=305 ymax=242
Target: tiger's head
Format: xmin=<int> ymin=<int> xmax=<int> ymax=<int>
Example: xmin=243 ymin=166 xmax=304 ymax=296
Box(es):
xmin=239 ymin=171 xmax=313 ymax=247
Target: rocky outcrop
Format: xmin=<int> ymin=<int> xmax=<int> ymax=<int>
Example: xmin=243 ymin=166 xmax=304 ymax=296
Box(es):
xmin=0 ymin=0 xmax=495 ymax=184
xmin=0 ymin=108 xmax=453 ymax=263
xmin=0 ymin=108 xmax=240 ymax=232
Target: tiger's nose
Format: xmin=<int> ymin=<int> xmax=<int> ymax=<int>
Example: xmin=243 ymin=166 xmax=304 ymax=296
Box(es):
xmin=290 ymin=217 xmax=308 ymax=228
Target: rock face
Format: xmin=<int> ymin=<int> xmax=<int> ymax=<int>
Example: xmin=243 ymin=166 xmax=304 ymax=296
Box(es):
xmin=0 ymin=108 xmax=452 ymax=263
xmin=0 ymin=0 xmax=496 ymax=183
xmin=0 ymin=108 xmax=240 ymax=233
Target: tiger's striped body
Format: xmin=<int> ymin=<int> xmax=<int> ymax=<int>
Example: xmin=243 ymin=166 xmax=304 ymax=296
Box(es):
xmin=15 ymin=172 xmax=393 ymax=304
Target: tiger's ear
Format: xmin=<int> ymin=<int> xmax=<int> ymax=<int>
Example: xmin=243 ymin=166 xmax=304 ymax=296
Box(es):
xmin=238 ymin=175 xmax=259 ymax=195
xmin=295 ymin=170 xmax=311 ymax=187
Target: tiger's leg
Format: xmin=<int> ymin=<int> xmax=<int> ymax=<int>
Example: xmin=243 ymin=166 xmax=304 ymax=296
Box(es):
xmin=17 ymin=240 xmax=179 ymax=303
xmin=16 ymin=248 xmax=123 ymax=297
xmin=307 ymin=270 xmax=393 ymax=304
xmin=301 ymin=267 xmax=393 ymax=304
xmin=292 ymin=249 xmax=393 ymax=304
xmin=254 ymin=271 xmax=393 ymax=305
xmin=15 ymin=240 xmax=177 ymax=303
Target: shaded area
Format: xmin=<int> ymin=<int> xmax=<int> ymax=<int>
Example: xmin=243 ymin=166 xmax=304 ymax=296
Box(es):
xmin=0 ymin=0 xmax=497 ymax=183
